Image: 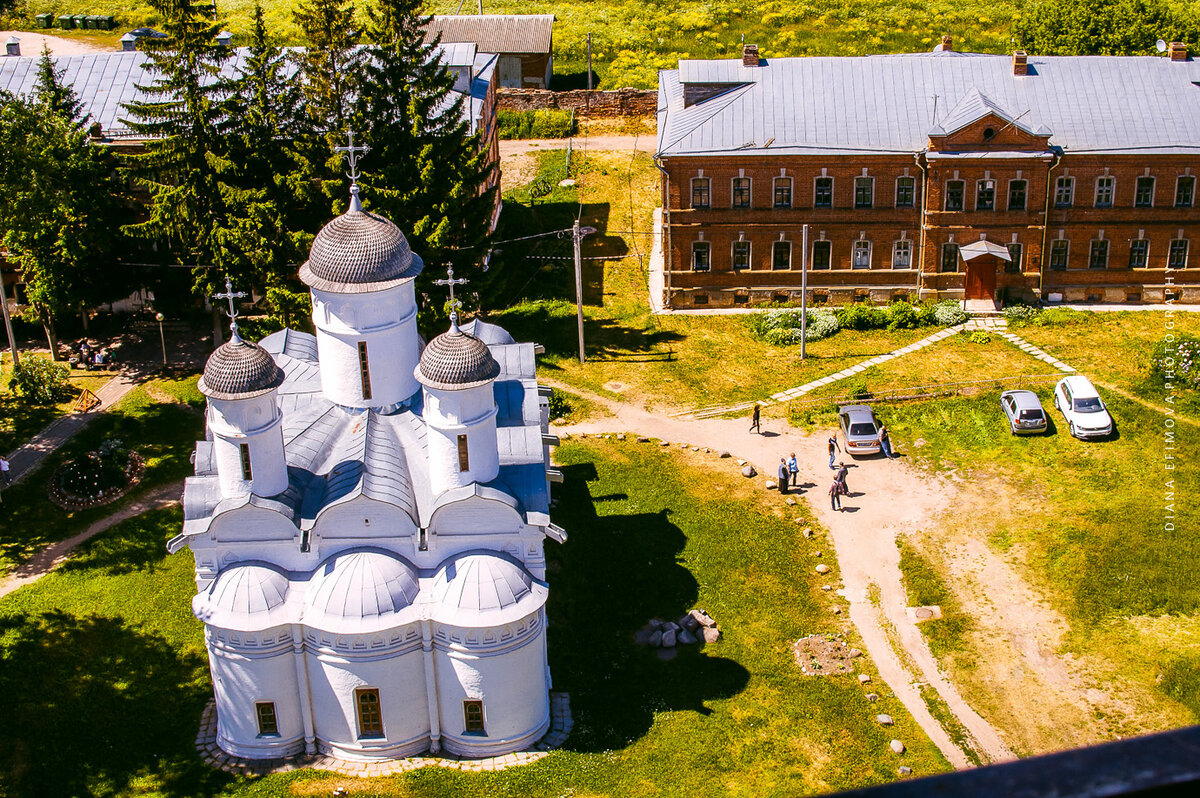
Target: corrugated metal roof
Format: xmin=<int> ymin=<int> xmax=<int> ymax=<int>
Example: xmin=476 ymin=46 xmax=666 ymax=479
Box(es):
xmin=658 ymin=53 xmax=1200 ymax=157
xmin=424 ymin=14 xmax=554 ymax=55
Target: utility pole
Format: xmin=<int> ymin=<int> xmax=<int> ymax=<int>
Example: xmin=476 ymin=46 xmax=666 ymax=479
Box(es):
xmin=0 ymin=261 xmax=18 ymax=370
xmin=801 ymin=224 xmax=809 ymax=360
xmin=587 ymin=34 xmax=593 ymax=91
xmin=572 ymin=220 xmax=597 ymax=364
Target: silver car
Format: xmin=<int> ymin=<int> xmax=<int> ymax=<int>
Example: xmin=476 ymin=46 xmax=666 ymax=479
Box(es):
xmin=1000 ymin=390 xmax=1048 ymax=435
xmin=837 ymin=405 xmax=881 ymax=456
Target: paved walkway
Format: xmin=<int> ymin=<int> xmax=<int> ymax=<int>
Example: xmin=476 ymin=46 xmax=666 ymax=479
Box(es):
xmin=0 ymin=480 xmax=183 ymax=600
xmin=6 ymin=369 xmax=140 ymax=485
xmin=995 ymin=331 xmax=1076 ymax=374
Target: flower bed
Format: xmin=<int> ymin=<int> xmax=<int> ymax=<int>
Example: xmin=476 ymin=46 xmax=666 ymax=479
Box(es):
xmin=48 ymin=439 xmax=145 ymax=511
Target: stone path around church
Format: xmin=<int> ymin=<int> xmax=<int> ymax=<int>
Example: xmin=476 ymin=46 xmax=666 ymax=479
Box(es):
xmin=5 ymin=369 xmax=141 ymax=485
xmin=194 ymin=693 xmax=574 ymax=777
xmin=0 ymin=479 xmax=184 ymax=601
xmin=549 ymin=380 xmax=1019 ymax=769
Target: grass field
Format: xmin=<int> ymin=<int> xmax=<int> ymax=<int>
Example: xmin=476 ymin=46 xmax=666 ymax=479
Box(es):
xmin=0 ymin=372 xmax=204 ymax=576
xmin=0 ymin=352 xmax=116 ymax=454
xmin=0 ymin=438 xmax=949 ymax=796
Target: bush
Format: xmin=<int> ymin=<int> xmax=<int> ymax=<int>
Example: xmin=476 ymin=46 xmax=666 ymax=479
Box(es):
xmin=968 ymin=330 xmax=992 ymax=344
xmin=745 ymin=308 xmax=839 ymax=345
xmin=9 ymin=357 xmax=71 ymax=405
xmin=835 ymin=303 xmax=886 ymax=331
xmin=932 ymin=300 xmax=968 ymax=326
xmin=548 ymin=388 xmax=572 ymax=420
xmin=886 ymin=302 xmax=921 ymax=330
xmin=1003 ymin=304 xmax=1043 ymax=324
xmin=498 ymin=109 xmax=576 ymax=140
xmin=1149 ymin=334 xmax=1200 ymax=390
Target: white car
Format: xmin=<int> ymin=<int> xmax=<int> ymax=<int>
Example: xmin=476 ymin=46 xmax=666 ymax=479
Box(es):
xmin=1054 ymin=375 xmax=1113 ymax=439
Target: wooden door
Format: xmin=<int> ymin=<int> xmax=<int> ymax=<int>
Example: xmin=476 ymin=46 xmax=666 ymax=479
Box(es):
xmin=965 ymin=257 xmax=998 ymax=300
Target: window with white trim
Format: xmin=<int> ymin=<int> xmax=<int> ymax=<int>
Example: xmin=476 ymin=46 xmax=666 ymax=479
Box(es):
xmin=1049 ymin=239 xmax=1069 ymax=271
xmin=690 ymin=177 xmax=710 ymax=209
xmin=814 ymin=177 xmax=833 ymax=208
xmin=976 ymin=179 xmax=996 ymax=210
xmin=1135 ymin=176 xmax=1155 ymax=208
xmin=1169 ymin=239 xmax=1189 ymax=269
xmin=1129 ymin=239 xmax=1149 ymax=268
xmin=854 ymin=177 xmax=873 ymax=209
xmin=852 ymin=240 xmax=871 ymax=268
xmin=1055 ymin=176 xmax=1075 ymax=208
xmin=692 ymin=241 xmax=710 ymax=272
xmin=895 ymin=177 xmax=915 ymax=208
xmin=892 ymin=240 xmax=912 ymax=269
xmin=256 ymin=702 xmax=278 ymax=736
xmin=732 ymin=241 xmax=751 ymax=270
xmin=1094 ymin=176 xmax=1115 ymax=208
xmin=1089 ymin=239 xmax=1109 ymax=269
xmin=944 ymin=180 xmax=965 ymax=211
xmin=732 ymin=177 xmax=751 ymax=208
xmin=773 ymin=177 xmax=792 ymax=208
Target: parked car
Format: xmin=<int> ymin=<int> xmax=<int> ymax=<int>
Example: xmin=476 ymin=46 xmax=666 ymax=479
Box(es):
xmin=1000 ymin=389 xmax=1048 ymax=435
xmin=1054 ymin=375 xmax=1114 ymax=439
xmin=837 ymin=404 xmax=881 ymax=456
xmin=126 ymin=27 xmax=167 ymax=39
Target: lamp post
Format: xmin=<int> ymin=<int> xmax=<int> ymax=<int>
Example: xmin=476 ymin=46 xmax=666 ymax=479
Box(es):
xmin=572 ymin=220 xmax=598 ymax=364
xmin=155 ymin=312 xmax=166 ymax=368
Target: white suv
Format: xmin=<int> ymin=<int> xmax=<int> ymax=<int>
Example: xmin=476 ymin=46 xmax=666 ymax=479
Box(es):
xmin=1054 ymin=376 xmax=1113 ymax=439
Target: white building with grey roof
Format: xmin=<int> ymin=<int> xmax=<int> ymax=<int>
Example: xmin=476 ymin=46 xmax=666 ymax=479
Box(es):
xmin=171 ymin=181 xmax=563 ymax=762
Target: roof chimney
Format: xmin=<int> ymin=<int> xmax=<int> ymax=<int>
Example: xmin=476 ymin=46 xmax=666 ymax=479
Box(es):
xmin=742 ymin=43 xmax=760 ymax=67
xmin=1012 ymin=50 xmax=1028 ymax=75
xmin=5 ymin=37 xmax=19 ymax=57
xmin=215 ymin=30 xmax=233 ymax=47
xmin=941 ymin=34 xmax=953 ymax=52
xmin=121 ymin=33 xmax=137 ymax=52
xmin=1169 ymin=41 xmax=1188 ymax=61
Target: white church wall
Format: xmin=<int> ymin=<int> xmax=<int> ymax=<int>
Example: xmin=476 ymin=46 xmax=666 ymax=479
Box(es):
xmin=208 ymin=408 xmax=288 ymax=498
xmin=311 ymin=284 xmax=420 ymax=408
xmin=211 ymin=507 xmax=298 ymax=544
xmin=305 ymin=633 xmax=430 ymax=760
xmin=207 ymin=629 xmax=306 ymax=759
xmin=427 ymin=495 xmax=523 ymax=536
xmin=433 ymin=612 xmax=551 ymax=757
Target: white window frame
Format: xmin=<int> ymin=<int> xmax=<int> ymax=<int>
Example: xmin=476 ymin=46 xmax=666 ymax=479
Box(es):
xmin=1050 ymin=239 xmax=1070 ymax=270
xmin=1094 ymin=176 xmax=1115 ymax=208
xmin=1089 ymin=238 xmax=1109 ymax=269
xmin=771 ymin=240 xmax=792 ymax=271
xmin=1168 ymin=239 xmax=1190 ymax=269
xmin=854 ymin=176 xmax=875 ymax=209
xmin=814 ymin=176 xmax=834 ymax=208
xmin=692 ymin=240 xmax=711 ymax=272
xmin=1055 ymin=176 xmax=1075 ymax=207
xmin=773 ymin=177 xmax=793 ymax=208
xmin=1007 ymin=179 xmax=1028 ymax=211
xmin=731 ymin=240 xmax=751 ymax=271
xmin=895 ymin=176 xmax=916 ymax=208
xmin=944 ymin=179 xmax=965 ymax=211
xmin=852 ymin=240 xmax=872 ymax=269
xmin=892 ymin=239 xmax=912 ymax=269
xmin=690 ymin=177 xmax=711 ymax=209
xmin=731 ymin=176 xmax=752 ymax=208
xmin=1134 ymin=176 xmax=1155 ymax=208
xmin=1129 ymin=238 xmax=1150 ymax=269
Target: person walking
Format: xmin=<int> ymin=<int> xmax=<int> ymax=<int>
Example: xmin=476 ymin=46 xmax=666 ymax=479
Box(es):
xmin=879 ymin=425 xmax=894 ymax=459
xmin=827 ymin=434 xmax=840 ymax=470
xmin=777 ymin=458 xmax=789 ymax=494
xmin=788 ymin=452 xmax=799 ymax=487
xmin=835 ymin=462 xmax=850 ymax=496
xmin=749 ymin=403 xmax=762 ymax=434
xmin=828 ymin=478 xmax=842 ymax=511
xmin=0 ymin=454 xmax=10 ymax=485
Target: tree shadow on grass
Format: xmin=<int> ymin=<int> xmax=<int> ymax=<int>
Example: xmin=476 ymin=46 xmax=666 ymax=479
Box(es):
xmin=491 ymin=301 xmax=683 ymax=365
xmin=545 ymin=462 xmax=751 ymax=753
xmin=0 ymin=610 xmax=225 ymax=797
xmin=59 ymin=506 xmax=180 ymax=577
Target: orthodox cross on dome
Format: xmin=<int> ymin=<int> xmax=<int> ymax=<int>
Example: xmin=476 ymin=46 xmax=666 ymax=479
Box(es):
xmin=334 ymin=129 xmax=371 ymax=212
xmin=213 ymin=277 xmax=248 ymax=342
xmin=434 ymin=266 xmax=469 ymax=330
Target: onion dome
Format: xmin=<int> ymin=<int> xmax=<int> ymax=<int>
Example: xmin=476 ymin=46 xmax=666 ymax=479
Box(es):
xmin=431 ymin=552 xmax=548 ymax=626
xmin=304 ymin=549 xmax=421 ymax=632
xmin=198 ymin=337 xmax=285 ymax=400
xmin=298 ymin=187 xmax=424 ymax=293
xmin=192 ymin=562 xmax=292 ymax=631
xmin=415 ymin=325 xmax=501 ymax=391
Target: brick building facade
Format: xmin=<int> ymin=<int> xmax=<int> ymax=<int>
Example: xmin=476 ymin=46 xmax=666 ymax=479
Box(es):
xmin=655 ymin=40 xmax=1200 ymax=308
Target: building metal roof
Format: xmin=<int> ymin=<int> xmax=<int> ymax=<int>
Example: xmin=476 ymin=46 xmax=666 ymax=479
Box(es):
xmin=430 ymin=550 xmax=547 ymax=626
xmin=424 ymin=14 xmax=554 ymax=55
xmin=304 ymin=548 xmax=422 ymax=632
xmin=657 ymin=52 xmax=1200 ymax=157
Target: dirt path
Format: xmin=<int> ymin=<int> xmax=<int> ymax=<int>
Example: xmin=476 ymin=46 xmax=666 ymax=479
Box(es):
xmin=0 ymin=480 xmax=182 ymax=600
xmin=0 ymin=31 xmax=110 ymax=55
xmin=549 ymin=381 xmax=1014 ymax=768
xmin=499 ymin=135 xmax=654 ymax=156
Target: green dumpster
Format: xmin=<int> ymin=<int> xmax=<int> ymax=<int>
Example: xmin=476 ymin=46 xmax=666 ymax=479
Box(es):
xmin=71 ymin=14 xmax=86 ymax=29
xmin=82 ymin=16 xmax=94 ymax=29
xmin=58 ymin=15 xmax=74 ymax=29
xmin=103 ymin=15 xmax=117 ymax=30
xmin=36 ymin=13 xmax=53 ymax=28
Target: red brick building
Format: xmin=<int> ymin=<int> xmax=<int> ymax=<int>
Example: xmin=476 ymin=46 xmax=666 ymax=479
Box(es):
xmin=654 ymin=39 xmax=1200 ymax=308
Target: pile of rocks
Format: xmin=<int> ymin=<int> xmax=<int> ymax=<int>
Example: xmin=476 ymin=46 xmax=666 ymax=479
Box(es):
xmin=635 ymin=609 xmax=721 ymax=649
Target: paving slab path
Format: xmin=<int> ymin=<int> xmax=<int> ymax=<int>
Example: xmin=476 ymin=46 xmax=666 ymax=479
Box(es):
xmin=0 ymin=479 xmax=183 ymax=601
xmin=550 ymin=381 xmax=1015 ymax=768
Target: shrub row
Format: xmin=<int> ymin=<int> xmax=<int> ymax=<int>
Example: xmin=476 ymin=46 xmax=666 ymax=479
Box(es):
xmin=1002 ymin=305 xmax=1094 ymax=327
xmin=745 ymin=301 xmax=967 ymax=346
xmin=497 ymin=109 xmax=576 ymax=140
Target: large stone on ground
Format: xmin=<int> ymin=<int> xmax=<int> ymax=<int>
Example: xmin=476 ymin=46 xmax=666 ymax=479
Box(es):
xmin=661 ymin=629 xmax=677 ymax=648
xmin=877 ymin=714 xmax=894 ymax=726
xmin=890 ymin=740 xmax=905 ymax=754
xmin=701 ymin=627 xmax=721 ymax=643
xmin=637 ymin=436 xmax=650 ymax=442
xmin=648 ymin=630 xmax=663 ymax=647
xmin=679 ymin=613 xmax=700 ymax=632
xmin=815 ymin=564 xmax=831 ymax=574
xmin=678 ymin=629 xmax=698 ymax=645
xmin=741 ymin=464 xmax=756 ymax=478
xmin=663 ymin=621 xmax=681 ymax=634
xmin=719 ymin=451 xmax=731 ymax=458
xmin=764 ymin=480 xmax=777 ymax=490
xmin=858 ymin=674 xmax=872 ymax=684
xmin=898 ymin=766 xmax=912 ymax=776
xmin=690 ymin=609 xmax=717 ymax=628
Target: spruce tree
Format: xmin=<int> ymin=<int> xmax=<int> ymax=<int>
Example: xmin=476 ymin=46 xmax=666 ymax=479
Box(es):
xmin=356 ymin=0 xmax=497 ymax=306
xmin=121 ymin=0 xmax=245 ymax=311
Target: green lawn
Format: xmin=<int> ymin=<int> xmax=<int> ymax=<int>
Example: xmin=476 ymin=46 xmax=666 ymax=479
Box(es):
xmin=0 ymin=373 xmax=204 ymax=576
xmin=0 ymin=351 xmax=116 ymax=454
xmin=0 ymin=438 xmax=950 ymax=796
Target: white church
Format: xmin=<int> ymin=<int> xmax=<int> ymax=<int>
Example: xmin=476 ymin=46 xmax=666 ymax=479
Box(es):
xmin=168 ymin=181 xmax=565 ymax=762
